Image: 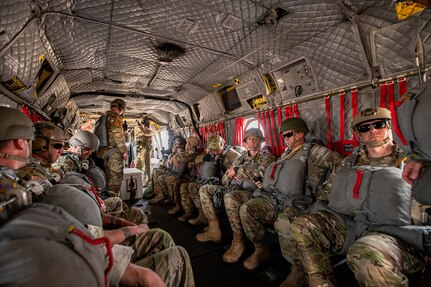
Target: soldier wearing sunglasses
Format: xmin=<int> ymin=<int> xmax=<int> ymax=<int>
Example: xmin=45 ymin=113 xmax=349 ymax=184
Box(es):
xmin=283 ymin=108 xmax=425 ymax=287
xmin=19 ymin=122 xmax=67 ymax=183
xmin=236 ymin=118 xmax=342 ymax=273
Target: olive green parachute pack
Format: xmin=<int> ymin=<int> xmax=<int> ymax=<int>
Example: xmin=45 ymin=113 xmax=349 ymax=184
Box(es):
xmin=0 ymin=203 xmax=106 ymax=287
xmin=93 ymin=113 xmax=109 ymax=149
xmin=393 ymin=83 xmax=431 ymax=205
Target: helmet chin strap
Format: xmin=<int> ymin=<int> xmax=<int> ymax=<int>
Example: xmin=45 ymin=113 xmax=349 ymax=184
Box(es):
xmin=363 ymin=136 xmax=390 ymax=148
xmin=0 ymin=153 xmax=29 ymax=163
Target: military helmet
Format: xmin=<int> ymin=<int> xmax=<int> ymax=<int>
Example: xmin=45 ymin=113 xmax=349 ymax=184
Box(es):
xmin=34 ymin=122 xmax=67 ymax=142
xmin=0 ymin=107 xmax=34 ymax=141
xmin=110 ymin=98 xmax=126 ymax=110
xmin=186 ymin=136 xmax=200 ymax=147
xmin=244 ymin=128 xmax=264 ymax=142
xmin=171 ymin=136 xmax=186 ymax=148
xmin=352 ymin=107 xmax=391 ymax=130
xmin=207 ymin=135 xmax=225 ymax=150
xmin=69 ymin=131 xmax=100 ymax=150
xmin=279 ymin=117 xmax=309 ymax=134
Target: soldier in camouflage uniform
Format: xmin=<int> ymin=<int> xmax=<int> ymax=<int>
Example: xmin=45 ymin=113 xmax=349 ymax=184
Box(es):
xmin=0 ymin=107 xmax=111 ymax=287
xmin=96 ymin=98 xmax=128 ymax=196
xmin=178 ymin=135 xmax=240 ymax=224
xmin=150 ymin=138 xmax=186 ymax=204
xmin=52 ymin=130 xmax=147 ymax=225
xmin=135 ymin=117 xmax=154 ymax=183
xmin=196 ymin=129 xmax=276 ymax=255
xmin=237 ymin=118 xmax=342 ymax=270
xmin=19 ymin=123 xmax=194 ymax=287
xmin=282 ymin=108 xmax=424 ymax=287
xmin=345 ymin=107 xmax=429 ymax=286
xmin=165 ymin=135 xmax=201 ymax=215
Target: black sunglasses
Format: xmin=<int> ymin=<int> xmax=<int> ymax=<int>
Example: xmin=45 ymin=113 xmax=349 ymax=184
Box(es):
xmin=282 ymin=131 xmax=294 ymax=139
xmin=356 ymin=120 xmax=388 ymax=133
xmin=51 ymin=143 xmax=64 ymax=149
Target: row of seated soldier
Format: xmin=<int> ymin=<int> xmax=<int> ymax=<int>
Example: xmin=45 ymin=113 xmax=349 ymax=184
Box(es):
xmin=148 ymin=103 xmax=430 ymax=287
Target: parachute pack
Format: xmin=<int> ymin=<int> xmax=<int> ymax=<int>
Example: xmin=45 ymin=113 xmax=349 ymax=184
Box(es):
xmin=93 ymin=113 xmax=109 ymax=149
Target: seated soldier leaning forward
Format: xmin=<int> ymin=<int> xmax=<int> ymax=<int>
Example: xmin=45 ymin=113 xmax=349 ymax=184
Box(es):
xmin=0 ymin=106 xmax=106 ymax=287
xmin=196 ymin=129 xmax=276 ymax=256
xmin=165 ymin=136 xmax=201 ymax=215
xmin=51 ymin=130 xmax=147 ymax=225
xmin=150 ymin=138 xmax=186 ymax=204
xmin=178 ymin=135 xmax=240 ymax=224
xmin=236 ymin=117 xmax=343 ymax=270
xmin=281 ymin=108 xmax=426 ymax=287
xmin=32 ymin=168 xmax=195 ymax=287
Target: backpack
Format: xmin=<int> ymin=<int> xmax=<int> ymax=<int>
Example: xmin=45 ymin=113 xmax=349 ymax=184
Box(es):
xmin=93 ymin=113 xmax=109 ymax=149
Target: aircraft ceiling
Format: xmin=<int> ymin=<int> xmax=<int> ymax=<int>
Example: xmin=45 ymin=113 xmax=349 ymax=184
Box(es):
xmin=0 ymin=0 xmax=430 ymax=130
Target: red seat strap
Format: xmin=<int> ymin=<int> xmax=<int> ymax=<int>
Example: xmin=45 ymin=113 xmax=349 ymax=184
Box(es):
xmin=388 ymin=80 xmax=408 ymax=145
xmin=325 ymin=96 xmax=333 ymax=149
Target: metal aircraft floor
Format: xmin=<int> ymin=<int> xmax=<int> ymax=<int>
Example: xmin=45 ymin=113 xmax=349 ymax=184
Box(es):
xmin=131 ymin=198 xmax=358 ymax=287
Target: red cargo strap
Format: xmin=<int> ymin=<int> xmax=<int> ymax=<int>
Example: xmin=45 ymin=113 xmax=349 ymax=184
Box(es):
xmin=269 ymin=163 xmax=279 ymax=180
xmin=325 ymin=96 xmax=333 ymax=149
xmin=266 ymin=111 xmax=275 ymax=151
xmin=352 ymin=169 xmax=363 ymax=199
xmin=339 ymin=91 xmax=346 ymax=148
xmin=285 ymin=106 xmax=293 ymax=119
xmin=380 ymin=82 xmax=387 ymax=108
xmin=398 ymin=77 xmax=407 ymax=96
xmin=293 ymin=103 xmax=299 ymax=117
xmin=270 ymin=109 xmax=280 ymax=156
xmin=351 ymin=88 xmax=358 ymax=144
xmin=277 ymin=107 xmax=285 ymax=152
xmin=387 ymin=80 xmax=408 ymax=145
xmin=70 ymin=227 xmax=114 ymax=287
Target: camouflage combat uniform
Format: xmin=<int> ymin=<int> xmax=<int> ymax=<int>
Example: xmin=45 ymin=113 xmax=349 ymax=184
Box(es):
xmin=164 ymin=149 xmax=199 ymax=206
xmin=180 ymin=147 xmax=240 ymax=221
xmin=34 ymin=163 xmax=195 ymax=287
xmin=97 ymin=111 xmax=127 ymax=195
xmin=52 ymin=152 xmax=147 ymax=225
xmin=287 ymin=146 xmax=422 ymax=285
xmin=241 ymin=144 xmax=342 ymax=259
xmin=151 ymin=152 xmax=177 ymax=203
xmin=135 ymin=124 xmax=153 ymax=182
xmin=222 ymin=149 xmax=276 ymax=235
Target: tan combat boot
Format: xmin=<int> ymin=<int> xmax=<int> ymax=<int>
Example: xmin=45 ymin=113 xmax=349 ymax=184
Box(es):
xmin=222 ymin=233 xmax=245 ymax=263
xmin=168 ymin=203 xmax=181 ymax=215
xmin=149 ymin=195 xmax=164 ymax=204
xmin=177 ymin=212 xmax=194 ymax=222
xmin=279 ymin=264 xmax=306 ymax=287
xmin=243 ymin=242 xmax=271 ymax=270
xmin=308 ymin=273 xmax=335 ymax=287
xmin=196 ymin=219 xmax=222 ymax=243
xmin=188 ymin=208 xmax=208 ymax=225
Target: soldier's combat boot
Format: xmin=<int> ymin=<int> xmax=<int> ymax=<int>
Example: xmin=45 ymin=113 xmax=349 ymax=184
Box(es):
xmin=196 ymin=219 xmax=222 ymax=243
xmin=149 ymin=195 xmax=164 ymax=204
xmin=279 ymin=264 xmax=306 ymax=287
xmin=308 ymin=273 xmax=335 ymax=287
xmin=222 ymin=233 xmax=245 ymax=263
xmin=188 ymin=208 xmax=208 ymax=225
xmin=243 ymin=242 xmax=271 ymax=270
xmin=168 ymin=203 xmax=181 ymax=215
xmin=177 ymin=212 xmax=193 ymax=222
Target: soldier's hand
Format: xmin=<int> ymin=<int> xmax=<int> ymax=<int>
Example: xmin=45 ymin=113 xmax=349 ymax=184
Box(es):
xmin=188 ymin=162 xmax=194 ymax=169
xmin=123 ymin=152 xmax=128 ymax=160
xmin=226 ymin=167 xmax=236 ymax=178
xmin=402 ymin=160 xmax=425 ymax=184
xmin=254 ymin=180 xmax=263 ymax=189
xmin=135 ymin=224 xmax=150 ymax=234
xmin=172 ymin=158 xmax=180 ymax=167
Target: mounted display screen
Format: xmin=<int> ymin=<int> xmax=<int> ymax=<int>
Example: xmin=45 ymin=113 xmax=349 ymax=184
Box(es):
xmin=218 ymin=85 xmax=242 ymax=112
